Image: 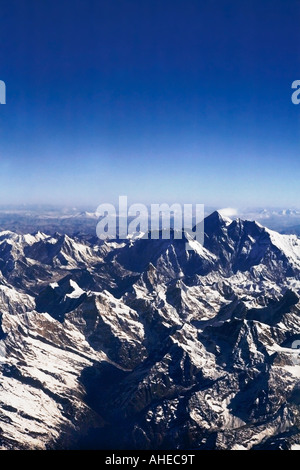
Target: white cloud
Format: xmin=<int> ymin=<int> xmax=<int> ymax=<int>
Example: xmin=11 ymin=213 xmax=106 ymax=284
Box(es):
xmin=218 ymin=207 xmax=238 ymax=218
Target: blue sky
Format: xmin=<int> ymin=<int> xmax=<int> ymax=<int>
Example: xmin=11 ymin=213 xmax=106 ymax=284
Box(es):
xmin=0 ymin=0 xmax=300 ymax=209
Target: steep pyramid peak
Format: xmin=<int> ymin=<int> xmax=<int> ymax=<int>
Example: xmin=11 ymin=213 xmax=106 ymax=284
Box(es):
xmin=204 ymin=210 xmax=232 ymax=230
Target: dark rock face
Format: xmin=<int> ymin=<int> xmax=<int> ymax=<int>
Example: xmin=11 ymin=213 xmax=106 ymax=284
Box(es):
xmin=0 ymin=213 xmax=300 ymax=449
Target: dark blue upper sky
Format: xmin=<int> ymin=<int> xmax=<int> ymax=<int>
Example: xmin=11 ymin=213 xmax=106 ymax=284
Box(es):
xmin=0 ymin=0 xmax=300 ymax=208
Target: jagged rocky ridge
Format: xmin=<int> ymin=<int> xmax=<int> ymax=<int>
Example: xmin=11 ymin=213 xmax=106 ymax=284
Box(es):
xmin=0 ymin=212 xmax=300 ymax=449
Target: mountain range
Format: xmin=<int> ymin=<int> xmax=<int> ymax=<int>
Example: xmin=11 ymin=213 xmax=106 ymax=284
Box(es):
xmin=0 ymin=211 xmax=300 ymax=449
